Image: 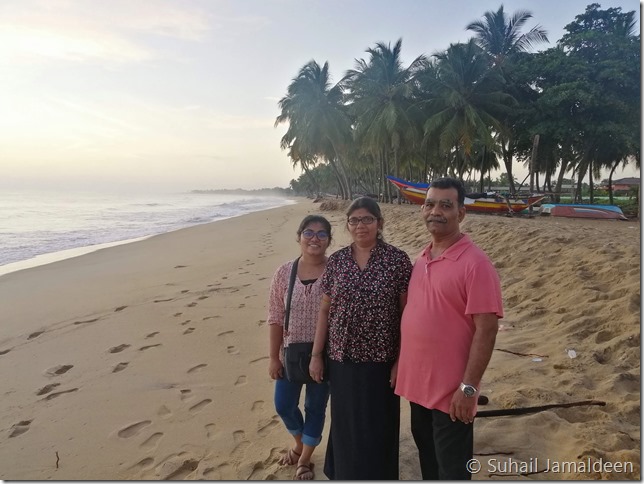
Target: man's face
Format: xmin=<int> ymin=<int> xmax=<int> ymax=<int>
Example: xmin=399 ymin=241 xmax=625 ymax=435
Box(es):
xmin=422 ymin=187 xmax=465 ymax=237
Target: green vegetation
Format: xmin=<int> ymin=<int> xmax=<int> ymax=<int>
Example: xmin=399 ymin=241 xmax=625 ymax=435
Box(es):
xmin=276 ymin=3 xmax=640 ymax=213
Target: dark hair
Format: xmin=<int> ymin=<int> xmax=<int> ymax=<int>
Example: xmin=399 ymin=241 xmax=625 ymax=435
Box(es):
xmin=346 ymin=197 xmax=384 ymax=240
xmin=296 ymin=214 xmax=332 ymax=242
xmin=429 ymin=177 xmax=466 ymax=207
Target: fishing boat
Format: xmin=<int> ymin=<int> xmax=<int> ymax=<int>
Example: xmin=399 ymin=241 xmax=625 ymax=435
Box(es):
xmin=386 ymin=176 xmax=545 ymax=214
xmin=540 ymin=203 xmax=627 ymax=220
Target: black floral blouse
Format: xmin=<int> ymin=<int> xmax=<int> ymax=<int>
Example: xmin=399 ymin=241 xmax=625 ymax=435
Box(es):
xmin=321 ymin=240 xmax=412 ymax=363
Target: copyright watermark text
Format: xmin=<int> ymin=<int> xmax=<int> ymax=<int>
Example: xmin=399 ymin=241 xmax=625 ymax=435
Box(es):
xmin=466 ymin=457 xmax=634 ymax=475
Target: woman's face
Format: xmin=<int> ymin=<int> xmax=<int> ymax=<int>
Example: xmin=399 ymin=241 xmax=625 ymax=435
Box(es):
xmin=347 ymin=208 xmax=381 ymax=245
xmin=299 ymin=221 xmax=330 ymax=256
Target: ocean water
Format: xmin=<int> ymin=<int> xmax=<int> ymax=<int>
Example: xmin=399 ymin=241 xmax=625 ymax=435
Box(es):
xmin=0 ymin=189 xmax=295 ymax=275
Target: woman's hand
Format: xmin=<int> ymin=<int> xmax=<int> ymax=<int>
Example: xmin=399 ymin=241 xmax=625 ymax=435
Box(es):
xmin=309 ymin=354 xmax=325 ymax=383
xmin=390 ymin=360 xmax=399 ymax=388
xmin=268 ymin=356 xmax=283 ymax=380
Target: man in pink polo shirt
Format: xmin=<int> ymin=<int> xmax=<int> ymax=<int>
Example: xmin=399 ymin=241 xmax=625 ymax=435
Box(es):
xmin=395 ymin=177 xmax=503 ymax=480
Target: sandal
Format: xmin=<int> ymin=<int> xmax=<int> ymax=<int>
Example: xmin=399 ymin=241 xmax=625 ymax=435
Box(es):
xmin=295 ymin=463 xmax=315 ymax=480
xmin=279 ymin=448 xmax=301 ymax=466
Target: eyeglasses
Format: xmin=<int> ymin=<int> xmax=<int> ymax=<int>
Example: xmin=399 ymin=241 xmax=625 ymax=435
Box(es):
xmin=302 ymin=229 xmax=329 ymax=240
xmin=347 ymin=215 xmax=377 ymax=226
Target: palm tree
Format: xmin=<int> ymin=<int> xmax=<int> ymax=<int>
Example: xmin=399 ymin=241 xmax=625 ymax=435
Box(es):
xmin=466 ymin=5 xmax=549 ymax=194
xmin=420 ymin=40 xmax=515 ymax=181
xmin=275 ymin=60 xmax=353 ymax=198
xmin=343 ymin=39 xmax=426 ymax=202
xmin=466 ymin=5 xmax=548 ymax=66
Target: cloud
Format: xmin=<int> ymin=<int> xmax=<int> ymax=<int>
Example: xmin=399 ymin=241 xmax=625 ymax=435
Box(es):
xmin=0 ymin=0 xmax=212 ymax=65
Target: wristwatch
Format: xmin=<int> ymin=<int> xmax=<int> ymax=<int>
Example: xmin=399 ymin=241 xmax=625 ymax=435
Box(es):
xmin=459 ymin=383 xmax=477 ymax=397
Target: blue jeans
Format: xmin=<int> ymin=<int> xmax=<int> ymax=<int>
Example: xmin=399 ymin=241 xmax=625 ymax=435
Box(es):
xmin=274 ymin=377 xmax=330 ymax=447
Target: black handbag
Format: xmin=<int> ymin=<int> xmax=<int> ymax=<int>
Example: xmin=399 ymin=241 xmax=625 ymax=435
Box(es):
xmin=282 ymin=257 xmax=327 ymax=384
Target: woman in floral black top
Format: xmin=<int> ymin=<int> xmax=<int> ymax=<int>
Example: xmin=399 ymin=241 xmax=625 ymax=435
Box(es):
xmin=310 ymin=197 xmax=412 ymax=480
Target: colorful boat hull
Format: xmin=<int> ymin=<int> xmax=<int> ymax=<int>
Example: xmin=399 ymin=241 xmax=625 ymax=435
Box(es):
xmin=387 ymin=176 xmax=543 ymax=214
xmin=543 ymin=204 xmax=627 ymax=220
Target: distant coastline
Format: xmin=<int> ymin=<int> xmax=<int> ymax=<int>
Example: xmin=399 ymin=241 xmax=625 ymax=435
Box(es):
xmin=191 ymin=187 xmax=292 ymax=196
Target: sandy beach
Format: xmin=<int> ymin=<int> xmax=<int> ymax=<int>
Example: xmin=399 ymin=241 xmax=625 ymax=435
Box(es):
xmin=0 ymin=198 xmax=639 ymax=480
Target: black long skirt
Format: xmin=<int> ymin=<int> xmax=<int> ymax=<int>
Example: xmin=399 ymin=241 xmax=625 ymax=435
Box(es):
xmin=324 ymin=359 xmax=400 ymax=480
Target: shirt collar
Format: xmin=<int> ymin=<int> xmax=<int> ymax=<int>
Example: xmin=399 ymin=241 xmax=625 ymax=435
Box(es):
xmin=421 ymin=233 xmax=472 ymax=261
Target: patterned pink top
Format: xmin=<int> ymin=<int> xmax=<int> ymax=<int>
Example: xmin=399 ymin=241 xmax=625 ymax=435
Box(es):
xmin=268 ymin=260 xmax=325 ymax=348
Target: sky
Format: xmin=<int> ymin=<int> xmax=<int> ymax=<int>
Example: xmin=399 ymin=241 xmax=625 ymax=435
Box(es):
xmin=0 ymin=0 xmax=640 ymax=193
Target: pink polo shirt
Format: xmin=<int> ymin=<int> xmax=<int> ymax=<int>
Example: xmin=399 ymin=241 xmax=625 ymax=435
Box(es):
xmin=395 ymin=234 xmax=503 ymax=414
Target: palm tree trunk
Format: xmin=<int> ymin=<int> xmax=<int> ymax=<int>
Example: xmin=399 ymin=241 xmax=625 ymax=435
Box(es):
xmin=554 ymin=159 xmax=569 ymax=203
xmin=588 ymin=165 xmax=594 ymax=204
xmin=607 ymin=159 xmax=621 ymax=205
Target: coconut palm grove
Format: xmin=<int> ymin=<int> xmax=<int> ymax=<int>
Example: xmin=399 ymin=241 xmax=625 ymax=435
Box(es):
xmin=275 ymin=4 xmax=640 ymax=205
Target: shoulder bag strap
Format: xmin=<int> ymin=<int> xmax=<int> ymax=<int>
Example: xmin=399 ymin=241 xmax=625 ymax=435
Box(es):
xmin=283 ymin=256 xmax=300 ymax=333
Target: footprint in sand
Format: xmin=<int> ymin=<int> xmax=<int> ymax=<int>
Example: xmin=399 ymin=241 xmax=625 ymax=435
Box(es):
xmin=115 ymin=306 xmax=127 ymax=312
xmin=257 ymin=320 xmax=266 ymax=327
xmin=9 ymin=420 xmax=33 ymax=438
xmin=108 ymin=344 xmax=130 ymax=354
xmin=204 ymin=463 xmax=233 ymax=480
xmin=181 ymin=290 xmax=189 ymax=294
xmin=189 ymin=399 xmax=212 ymax=414
xmin=235 ymin=376 xmax=247 ymax=386
xmin=36 ymin=383 xmax=61 ymax=395
xmin=258 ymin=417 xmax=279 ymax=436
xmin=117 ymin=420 xmax=152 ymax=438
xmin=250 ymin=356 xmax=269 ymax=364
xmin=113 ymin=362 xmax=129 ymax=373
xmin=233 ymin=430 xmax=246 ymax=444
xmin=251 ymin=401 xmax=264 ymax=412
xmin=74 ymin=318 xmax=99 ymax=325
xmin=0 ymin=348 xmax=12 ymax=355
xmin=258 ymin=277 xmax=267 ymax=281
xmin=203 ymin=315 xmax=221 ymax=321
xmin=139 ymin=344 xmax=161 ymax=351
xmin=160 ymin=458 xmax=199 ymax=480
xmin=145 ymin=332 xmax=159 ymax=339
xmin=183 ymin=328 xmax=195 ymax=335
xmin=222 ymin=276 xmax=228 ymax=280
xmin=173 ymin=312 xmax=183 ymax=317
xmin=238 ymin=303 xmax=245 ymax=309
xmin=227 ymin=346 xmax=240 ymax=355
xmin=180 ymin=320 xmax=191 ymax=326
xmin=157 ymin=405 xmax=172 ymax=419
xmin=28 ymin=331 xmax=44 ymax=340
xmin=154 ymin=298 xmax=173 ymax=303
xmin=186 ymin=302 xmax=197 ymax=308
xmin=44 ymin=364 xmax=74 ymax=376
xmin=43 ymin=388 xmax=78 ymax=401
xmin=218 ymin=330 xmax=234 ymax=337
xmin=205 ymin=423 xmax=217 ymax=440
xmin=180 ymin=389 xmax=193 ymax=401
xmin=197 ymin=296 xmax=209 ymax=300
xmin=130 ymin=457 xmax=155 ymax=470
xmin=174 ymin=265 xmax=187 ymax=269
xmin=187 ymin=364 xmax=207 ymax=374
xmin=140 ymin=432 xmax=164 ymax=450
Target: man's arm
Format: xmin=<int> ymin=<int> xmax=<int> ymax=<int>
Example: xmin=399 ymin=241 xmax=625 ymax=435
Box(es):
xmin=449 ymin=313 xmax=498 ymax=423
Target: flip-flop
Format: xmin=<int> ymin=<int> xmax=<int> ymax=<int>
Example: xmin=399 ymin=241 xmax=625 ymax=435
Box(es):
xmin=279 ymin=448 xmax=301 ymax=466
xmin=294 ymin=463 xmax=315 ymax=480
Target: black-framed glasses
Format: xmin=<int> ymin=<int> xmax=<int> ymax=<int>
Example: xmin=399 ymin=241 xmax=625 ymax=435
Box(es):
xmin=302 ymin=229 xmax=329 ymax=240
xmin=347 ymin=215 xmax=377 ymax=225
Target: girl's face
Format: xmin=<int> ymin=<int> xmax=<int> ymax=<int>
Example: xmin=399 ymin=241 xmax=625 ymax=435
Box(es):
xmin=299 ymin=221 xmax=330 ymax=256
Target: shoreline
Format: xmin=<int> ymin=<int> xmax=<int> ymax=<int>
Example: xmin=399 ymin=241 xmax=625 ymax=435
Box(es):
xmin=0 ymin=198 xmax=298 ymax=278
xmin=0 ymin=199 xmax=639 ymax=480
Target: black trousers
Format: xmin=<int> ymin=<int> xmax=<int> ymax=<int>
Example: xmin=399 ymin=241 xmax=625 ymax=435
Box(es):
xmin=410 ymin=402 xmax=473 ymax=480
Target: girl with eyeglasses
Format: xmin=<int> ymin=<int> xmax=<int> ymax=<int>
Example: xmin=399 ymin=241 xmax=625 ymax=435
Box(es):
xmin=267 ymin=215 xmax=332 ymax=480
xmin=309 ymin=197 xmax=412 ymax=480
